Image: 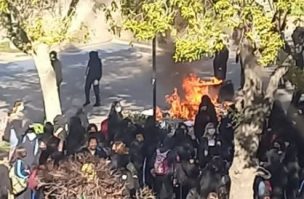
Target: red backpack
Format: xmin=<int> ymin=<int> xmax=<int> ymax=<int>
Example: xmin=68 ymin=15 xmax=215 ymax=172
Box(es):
xmin=28 ymin=169 xmax=39 ymax=190
xmin=100 ymin=118 xmax=109 ymax=139
xmin=154 ymin=149 xmax=170 ymax=176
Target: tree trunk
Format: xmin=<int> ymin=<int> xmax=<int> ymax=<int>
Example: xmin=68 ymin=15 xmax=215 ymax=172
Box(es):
xmin=230 ymin=64 xmax=288 ymax=199
xmin=32 ymin=44 xmax=62 ymax=122
xmin=230 ymin=66 xmax=262 ymax=199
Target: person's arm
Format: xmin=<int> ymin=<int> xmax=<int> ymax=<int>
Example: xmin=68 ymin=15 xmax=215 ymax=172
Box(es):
xmin=54 ymin=127 xmax=65 ymax=152
xmin=99 ymin=61 xmax=102 ymax=79
xmin=85 ymin=67 xmax=89 ymax=77
xmin=15 ymin=160 xmax=29 ymax=179
xmin=58 ymin=61 xmax=63 ymax=83
xmin=85 ymin=61 xmax=90 ymax=77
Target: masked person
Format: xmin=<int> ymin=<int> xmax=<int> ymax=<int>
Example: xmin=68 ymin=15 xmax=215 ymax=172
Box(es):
xmin=83 ymin=51 xmax=102 ymax=107
xmin=194 ymin=95 xmax=218 ymax=139
xmin=213 ymin=46 xmax=229 ymax=81
xmin=50 ymin=51 xmax=63 ymax=101
xmin=108 ymin=101 xmax=123 ymax=144
xmin=197 ymin=123 xmax=222 ymax=168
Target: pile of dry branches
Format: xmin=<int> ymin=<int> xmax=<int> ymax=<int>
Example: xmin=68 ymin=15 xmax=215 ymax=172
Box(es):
xmin=38 ymin=155 xmax=155 ymax=199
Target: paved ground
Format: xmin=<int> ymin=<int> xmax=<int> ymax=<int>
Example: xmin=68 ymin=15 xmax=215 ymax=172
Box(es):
xmin=0 ymin=41 xmax=292 ymax=126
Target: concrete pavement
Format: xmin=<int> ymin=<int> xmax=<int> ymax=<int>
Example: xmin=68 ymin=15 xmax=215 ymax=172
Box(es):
xmin=0 ymin=41 xmax=292 ymax=126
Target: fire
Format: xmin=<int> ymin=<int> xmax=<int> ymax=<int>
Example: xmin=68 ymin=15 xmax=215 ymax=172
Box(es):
xmin=162 ymin=74 xmax=223 ymax=121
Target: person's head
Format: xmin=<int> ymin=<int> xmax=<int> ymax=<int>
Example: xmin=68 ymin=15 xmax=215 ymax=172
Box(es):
xmin=199 ymin=95 xmax=212 ymax=112
xmin=38 ymin=136 xmax=48 ymax=150
xmin=87 ymin=136 xmax=98 ymax=151
xmin=204 ymin=122 xmax=216 ymax=137
xmin=49 ymin=51 xmax=58 ymax=61
xmin=207 ymin=192 xmax=218 ymax=199
xmin=70 ymin=116 xmax=82 ymax=127
xmin=110 ymin=101 xmax=122 ymax=113
xmin=135 ymin=133 xmax=144 ymax=142
xmin=10 ymin=100 xmax=24 ymax=115
xmin=12 ymin=146 xmax=27 ymax=162
xmin=177 ymin=122 xmax=188 ymax=134
xmin=89 ymin=51 xmax=99 ymax=59
xmin=44 ymin=122 xmax=54 ymax=135
xmin=112 ymin=140 xmax=129 ymax=154
xmin=87 ymin=123 xmax=98 ymax=133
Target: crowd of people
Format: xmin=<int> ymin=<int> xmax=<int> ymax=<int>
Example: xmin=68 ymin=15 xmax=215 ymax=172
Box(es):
xmin=0 ymin=96 xmax=235 ymax=199
xmin=2 ymin=92 xmax=304 ymax=199
xmin=0 ymin=24 xmax=303 ymax=199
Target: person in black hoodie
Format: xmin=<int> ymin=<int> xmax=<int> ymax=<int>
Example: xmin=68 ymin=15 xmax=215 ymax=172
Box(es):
xmin=108 ymin=101 xmax=124 ymax=144
xmin=50 ymin=51 xmax=63 ymax=101
xmin=194 ymin=95 xmax=218 ymax=139
xmin=213 ymin=46 xmax=229 ymax=81
xmin=83 ymin=51 xmax=102 ymax=107
xmin=66 ymin=116 xmax=86 ymax=155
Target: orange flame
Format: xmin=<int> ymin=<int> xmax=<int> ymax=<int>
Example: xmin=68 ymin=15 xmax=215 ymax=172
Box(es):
xmin=161 ymin=74 xmax=223 ymax=121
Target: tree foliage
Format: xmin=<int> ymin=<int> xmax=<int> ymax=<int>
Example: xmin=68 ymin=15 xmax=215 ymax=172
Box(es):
xmin=102 ymin=0 xmax=302 ymax=66
xmin=0 ymin=0 xmax=96 ymax=54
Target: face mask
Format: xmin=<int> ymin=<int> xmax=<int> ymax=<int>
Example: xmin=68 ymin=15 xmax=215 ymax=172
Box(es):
xmin=115 ymin=106 xmax=122 ymax=113
xmin=200 ymin=106 xmax=207 ymax=111
xmin=208 ymin=129 xmax=216 ymax=135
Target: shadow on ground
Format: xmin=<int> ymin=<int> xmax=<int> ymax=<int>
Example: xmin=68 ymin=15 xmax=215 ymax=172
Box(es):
xmin=0 ymin=42 xmax=243 ymax=125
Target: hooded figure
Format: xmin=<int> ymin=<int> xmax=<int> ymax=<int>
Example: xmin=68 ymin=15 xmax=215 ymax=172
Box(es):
xmin=50 ymin=51 xmax=63 ymax=100
xmin=213 ymin=46 xmax=229 ymax=81
xmin=66 ymin=116 xmax=86 ymax=155
xmin=108 ymin=101 xmax=123 ymax=144
xmin=194 ymin=95 xmax=218 ymax=139
xmin=84 ymin=51 xmax=102 ymax=107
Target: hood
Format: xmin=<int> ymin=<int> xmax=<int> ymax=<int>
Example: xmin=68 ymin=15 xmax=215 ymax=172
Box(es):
xmin=89 ymin=51 xmax=99 ymax=60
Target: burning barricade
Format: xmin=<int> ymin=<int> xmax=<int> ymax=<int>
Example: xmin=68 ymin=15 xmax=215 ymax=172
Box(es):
xmin=140 ymin=74 xmax=235 ymax=136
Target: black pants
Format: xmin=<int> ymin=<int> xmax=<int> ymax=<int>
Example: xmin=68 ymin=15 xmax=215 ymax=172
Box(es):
xmin=85 ymin=78 xmax=100 ymax=104
xmin=57 ymin=84 xmax=61 ymax=104
xmin=213 ymin=64 xmax=227 ymax=81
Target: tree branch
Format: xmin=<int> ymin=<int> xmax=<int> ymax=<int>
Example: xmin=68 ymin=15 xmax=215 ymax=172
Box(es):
xmin=265 ymin=66 xmax=288 ymax=100
xmin=0 ymin=12 xmax=32 ymax=53
xmin=64 ymin=0 xmax=80 ymax=20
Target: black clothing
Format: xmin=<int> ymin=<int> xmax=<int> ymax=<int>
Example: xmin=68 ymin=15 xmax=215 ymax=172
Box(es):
xmin=80 ymin=147 xmax=107 ymax=159
xmin=66 ymin=116 xmax=86 ymax=155
xmin=213 ymin=47 xmax=229 ymax=81
xmin=87 ymin=51 xmax=102 ymax=80
xmin=194 ymin=96 xmax=218 ymax=139
xmin=84 ymin=78 xmax=100 ymax=105
xmin=84 ymin=51 xmax=102 ymax=105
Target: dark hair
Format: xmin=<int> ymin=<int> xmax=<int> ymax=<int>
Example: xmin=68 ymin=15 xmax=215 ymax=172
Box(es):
xmin=10 ymin=100 xmax=24 ymax=115
xmin=87 ymin=123 xmax=98 ymax=133
xmin=44 ymin=122 xmax=54 ymax=135
xmin=11 ymin=146 xmax=27 ymax=163
xmin=88 ymin=136 xmax=98 ymax=143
